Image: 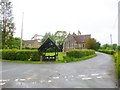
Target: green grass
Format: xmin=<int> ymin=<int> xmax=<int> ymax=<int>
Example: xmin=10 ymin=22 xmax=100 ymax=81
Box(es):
xmin=56 ymin=53 xmax=97 ymax=63
xmin=45 ymin=52 xmax=66 ymax=60
xmin=2 ymin=60 xmax=45 ymax=64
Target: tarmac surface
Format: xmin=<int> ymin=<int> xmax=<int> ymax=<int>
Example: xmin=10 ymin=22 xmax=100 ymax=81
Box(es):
xmin=0 ymin=52 xmax=117 ymax=88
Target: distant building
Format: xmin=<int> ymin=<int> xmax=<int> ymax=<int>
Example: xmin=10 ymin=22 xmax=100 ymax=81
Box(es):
xmin=63 ymin=31 xmax=91 ymax=52
xmin=24 ymin=40 xmax=41 ymax=48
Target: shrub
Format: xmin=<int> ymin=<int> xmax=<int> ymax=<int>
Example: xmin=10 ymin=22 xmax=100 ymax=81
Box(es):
xmin=114 ymin=52 xmax=120 ymax=79
xmin=1 ymin=49 xmax=40 ymax=61
xmin=98 ymin=49 xmax=115 ymax=55
xmin=66 ymin=49 xmax=95 ymax=58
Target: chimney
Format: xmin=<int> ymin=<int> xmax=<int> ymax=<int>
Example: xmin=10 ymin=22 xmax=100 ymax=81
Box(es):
xmin=78 ymin=30 xmax=81 ymax=35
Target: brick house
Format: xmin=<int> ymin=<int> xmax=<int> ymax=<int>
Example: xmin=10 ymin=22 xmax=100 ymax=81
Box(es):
xmin=63 ymin=31 xmax=91 ymax=52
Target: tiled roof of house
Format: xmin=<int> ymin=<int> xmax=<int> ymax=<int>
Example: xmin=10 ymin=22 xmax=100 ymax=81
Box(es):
xmin=69 ymin=32 xmax=91 ymax=43
xmin=24 ymin=40 xmax=40 ymax=45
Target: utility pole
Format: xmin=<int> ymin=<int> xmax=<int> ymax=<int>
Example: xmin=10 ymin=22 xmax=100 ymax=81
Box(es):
xmin=110 ymin=34 xmax=112 ymax=45
xmin=118 ymin=1 xmax=120 ymax=45
xmin=20 ymin=12 xmax=24 ymax=50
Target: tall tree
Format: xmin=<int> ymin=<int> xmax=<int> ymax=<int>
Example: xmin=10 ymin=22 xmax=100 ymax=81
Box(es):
xmin=41 ymin=32 xmax=55 ymax=43
xmin=54 ymin=31 xmax=67 ymax=51
xmin=54 ymin=31 xmax=67 ymax=45
xmin=0 ymin=0 xmax=15 ymax=48
xmin=85 ymin=38 xmax=100 ymax=50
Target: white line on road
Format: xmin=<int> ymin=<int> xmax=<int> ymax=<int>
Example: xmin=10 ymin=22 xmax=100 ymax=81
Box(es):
xmin=82 ymin=77 xmax=92 ymax=80
xmin=52 ymin=77 xmax=59 ymax=79
xmin=0 ymin=79 xmax=9 ymax=82
xmin=91 ymin=74 xmax=99 ymax=76
xmin=48 ymin=80 xmax=52 ymax=83
xmin=0 ymin=82 xmax=5 ymax=85
xmin=78 ymin=75 xmax=86 ymax=77
xmin=96 ymin=76 xmax=102 ymax=79
xmin=15 ymin=78 xmax=26 ymax=81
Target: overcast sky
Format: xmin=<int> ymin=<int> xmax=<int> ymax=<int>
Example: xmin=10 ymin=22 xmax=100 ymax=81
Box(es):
xmin=11 ymin=0 xmax=119 ymax=45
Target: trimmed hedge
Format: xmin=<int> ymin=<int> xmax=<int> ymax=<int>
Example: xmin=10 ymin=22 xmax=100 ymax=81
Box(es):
xmin=113 ymin=52 xmax=120 ymax=79
xmin=1 ymin=49 xmax=40 ymax=61
xmin=98 ymin=49 xmax=115 ymax=55
xmin=66 ymin=49 xmax=95 ymax=58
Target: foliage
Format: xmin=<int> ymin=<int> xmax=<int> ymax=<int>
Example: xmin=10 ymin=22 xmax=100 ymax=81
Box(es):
xmin=1 ymin=49 xmax=40 ymax=61
xmin=117 ymin=46 xmax=120 ymax=51
xmin=41 ymin=32 xmax=55 ymax=43
xmin=66 ymin=49 xmax=95 ymax=58
xmin=0 ymin=0 xmax=15 ymax=49
xmin=41 ymin=31 xmax=67 ymax=52
xmin=54 ymin=31 xmax=67 ymax=51
xmin=57 ymin=52 xmax=96 ymax=63
xmin=98 ymin=49 xmax=115 ymax=55
xmin=85 ymin=38 xmax=100 ymax=50
xmin=113 ymin=52 xmax=120 ymax=79
xmin=100 ymin=43 xmax=118 ymax=51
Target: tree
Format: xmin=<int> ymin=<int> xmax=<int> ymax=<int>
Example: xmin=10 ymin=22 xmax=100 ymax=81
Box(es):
xmin=85 ymin=38 xmax=100 ymax=50
xmin=111 ymin=44 xmax=117 ymax=50
xmin=54 ymin=31 xmax=67 ymax=51
xmin=41 ymin=32 xmax=55 ymax=43
xmin=0 ymin=0 xmax=15 ymax=49
xmin=118 ymin=46 xmax=120 ymax=51
xmin=10 ymin=37 xmax=21 ymax=49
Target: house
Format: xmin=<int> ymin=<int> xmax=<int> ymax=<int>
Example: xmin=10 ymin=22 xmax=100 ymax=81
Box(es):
xmin=24 ymin=39 xmax=41 ymax=48
xmin=63 ymin=31 xmax=91 ymax=52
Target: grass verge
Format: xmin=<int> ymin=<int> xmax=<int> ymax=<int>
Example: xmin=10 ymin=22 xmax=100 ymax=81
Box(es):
xmin=56 ymin=54 xmax=97 ymax=63
xmin=2 ymin=60 xmax=45 ymax=64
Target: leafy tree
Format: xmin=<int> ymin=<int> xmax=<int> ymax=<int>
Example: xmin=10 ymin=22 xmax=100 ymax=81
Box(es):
xmin=54 ymin=31 xmax=67 ymax=45
xmin=0 ymin=0 xmax=15 ymax=49
xmin=10 ymin=37 xmax=21 ymax=49
xmin=112 ymin=44 xmax=117 ymax=50
xmin=41 ymin=32 xmax=55 ymax=43
xmin=54 ymin=31 xmax=67 ymax=51
xmin=118 ymin=46 xmax=120 ymax=51
xmin=85 ymin=38 xmax=100 ymax=50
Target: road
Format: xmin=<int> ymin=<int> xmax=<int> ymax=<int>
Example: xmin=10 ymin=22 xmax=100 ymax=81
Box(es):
xmin=1 ymin=52 xmax=117 ymax=88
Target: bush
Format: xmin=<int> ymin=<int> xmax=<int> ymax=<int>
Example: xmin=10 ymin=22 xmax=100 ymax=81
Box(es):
xmin=113 ymin=52 xmax=120 ymax=79
xmin=98 ymin=49 xmax=115 ymax=55
xmin=66 ymin=49 xmax=95 ymax=58
xmin=1 ymin=49 xmax=40 ymax=61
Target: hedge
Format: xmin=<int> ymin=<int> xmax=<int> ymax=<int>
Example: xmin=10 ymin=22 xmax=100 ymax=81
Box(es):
xmin=113 ymin=52 xmax=120 ymax=79
xmin=98 ymin=49 xmax=115 ymax=55
xmin=1 ymin=49 xmax=40 ymax=61
xmin=66 ymin=49 xmax=95 ymax=58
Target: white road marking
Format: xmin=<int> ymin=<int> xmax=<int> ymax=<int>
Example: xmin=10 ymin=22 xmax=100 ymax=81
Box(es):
xmin=0 ymin=82 xmax=5 ymax=85
xmin=0 ymin=79 xmax=9 ymax=82
xmin=82 ymin=77 xmax=92 ymax=80
xmin=15 ymin=79 xmax=19 ymax=81
xmin=15 ymin=79 xmax=26 ymax=81
xmin=78 ymin=75 xmax=86 ymax=77
xmin=48 ymin=80 xmax=52 ymax=83
xmin=0 ymin=79 xmax=9 ymax=86
xmin=91 ymin=74 xmax=99 ymax=76
xmin=19 ymin=79 xmax=25 ymax=81
xmin=52 ymin=77 xmax=59 ymax=79
xmin=96 ymin=76 xmax=102 ymax=79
